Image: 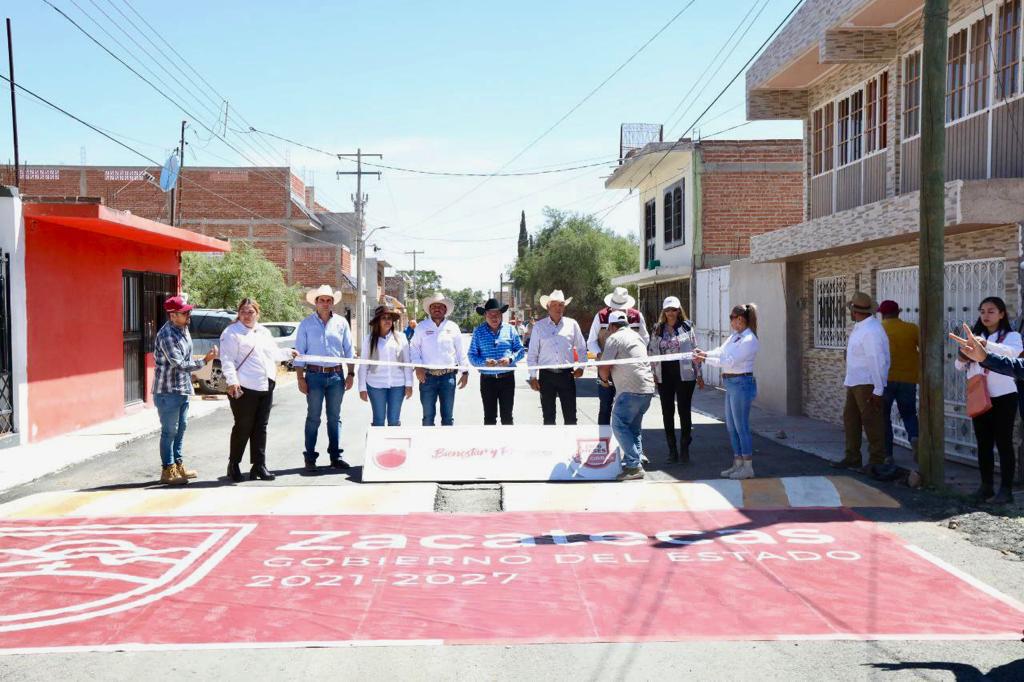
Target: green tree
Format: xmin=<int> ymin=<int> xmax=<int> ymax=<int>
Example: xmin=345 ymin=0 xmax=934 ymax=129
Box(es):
xmin=397 ymin=269 xmax=444 ymax=317
xmin=182 ymin=241 xmax=306 ymax=321
xmin=511 ymin=208 xmax=638 ymax=327
xmin=442 ymin=287 xmax=486 ymax=331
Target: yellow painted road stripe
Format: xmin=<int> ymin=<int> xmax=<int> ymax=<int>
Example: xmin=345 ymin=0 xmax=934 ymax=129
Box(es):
xmin=828 ymin=475 xmax=900 ymax=508
xmin=739 ymin=478 xmax=790 ymax=508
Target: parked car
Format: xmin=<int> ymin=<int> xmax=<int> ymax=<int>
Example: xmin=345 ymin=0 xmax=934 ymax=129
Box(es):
xmin=188 ymin=309 xmax=235 ymax=394
xmin=262 ymin=321 xmax=301 ymax=369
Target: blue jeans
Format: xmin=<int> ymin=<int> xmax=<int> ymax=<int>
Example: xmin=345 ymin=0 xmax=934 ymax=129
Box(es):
xmin=367 ymin=385 xmax=406 ymax=426
xmin=420 ymin=372 xmax=457 ymax=426
xmin=304 ymin=371 xmax=345 ymax=461
xmin=612 ymin=392 xmax=652 ymax=469
xmin=883 ymin=381 xmax=919 ymax=458
xmin=154 ymin=393 xmax=189 ymax=467
xmin=598 ymin=382 xmax=616 ymax=426
xmin=724 ymin=375 xmax=757 ymax=456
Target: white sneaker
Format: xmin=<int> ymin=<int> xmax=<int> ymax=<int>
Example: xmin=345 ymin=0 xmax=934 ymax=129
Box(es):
xmin=729 ymin=461 xmax=755 ymax=480
xmin=720 ymin=458 xmax=741 ymax=478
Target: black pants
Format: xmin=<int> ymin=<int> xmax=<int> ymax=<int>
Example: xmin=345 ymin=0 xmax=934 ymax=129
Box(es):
xmin=480 ymin=373 xmax=515 ymax=425
xmin=972 ymin=392 xmax=1017 ymax=490
xmin=658 ymin=362 xmax=696 ymax=442
xmin=539 ymin=369 xmax=577 ymax=425
xmin=228 ymin=379 xmax=275 ymax=467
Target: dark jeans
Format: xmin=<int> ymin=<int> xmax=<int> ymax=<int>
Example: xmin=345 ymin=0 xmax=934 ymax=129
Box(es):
xmin=598 ymin=382 xmax=616 ymax=426
xmin=420 ymin=372 xmax=457 ymax=426
xmin=883 ymin=381 xmax=919 ymax=458
xmin=973 ymin=392 xmax=1017 ymax=491
xmin=480 ymin=372 xmax=515 ymax=425
xmin=229 ymin=380 xmax=275 ymax=467
xmin=154 ymin=392 xmax=189 ymax=467
xmin=304 ymin=371 xmax=345 ymax=462
xmin=657 ymin=361 xmax=695 ymax=442
xmin=539 ymin=369 xmax=577 ymax=425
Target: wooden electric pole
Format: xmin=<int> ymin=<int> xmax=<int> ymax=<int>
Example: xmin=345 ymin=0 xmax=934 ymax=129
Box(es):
xmin=918 ymin=0 xmax=948 ymax=487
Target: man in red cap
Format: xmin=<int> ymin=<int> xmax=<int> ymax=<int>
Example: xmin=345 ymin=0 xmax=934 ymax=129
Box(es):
xmin=878 ymin=300 xmax=920 ymax=462
xmin=153 ymin=295 xmax=218 ymax=485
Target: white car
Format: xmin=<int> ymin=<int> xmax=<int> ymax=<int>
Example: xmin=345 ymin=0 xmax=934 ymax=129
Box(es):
xmin=262 ymin=322 xmax=301 ymax=369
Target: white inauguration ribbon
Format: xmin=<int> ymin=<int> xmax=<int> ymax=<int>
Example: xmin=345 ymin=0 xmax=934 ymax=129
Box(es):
xmin=294 ymin=352 xmax=694 ymax=372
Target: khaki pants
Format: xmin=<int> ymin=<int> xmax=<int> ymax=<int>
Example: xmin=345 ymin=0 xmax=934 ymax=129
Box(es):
xmin=843 ymin=385 xmax=886 ymax=466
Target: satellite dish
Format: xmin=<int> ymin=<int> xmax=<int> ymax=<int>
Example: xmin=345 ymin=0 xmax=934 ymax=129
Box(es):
xmin=159 ymin=153 xmax=180 ymax=192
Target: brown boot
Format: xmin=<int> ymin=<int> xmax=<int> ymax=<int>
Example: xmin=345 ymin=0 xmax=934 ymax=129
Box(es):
xmin=160 ymin=464 xmax=187 ymax=485
xmin=175 ymin=462 xmax=198 ymax=480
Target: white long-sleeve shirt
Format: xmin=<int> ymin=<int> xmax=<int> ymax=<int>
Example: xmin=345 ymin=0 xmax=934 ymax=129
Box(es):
xmin=844 ymin=316 xmax=891 ymax=396
xmin=219 ymin=321 xmax=292 ymax=391
xmin=526 ymin=316 xmax=587 ymax=379
xmin=703 ymin=328 xmax=759 ymax=375
xmin=409 ymin=317 xmax=469 ymax=370
xmin=587 ymin=310 xmax=649 ymax=357
xmin=358 ymin=332 xmax=414 ymax=391
xmin=955 ymin=329 xmax=1023 ymax=398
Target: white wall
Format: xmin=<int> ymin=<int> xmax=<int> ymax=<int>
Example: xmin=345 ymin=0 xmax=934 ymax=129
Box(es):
xmin=633 ymin=153 xmax=696 ymax=272
xmin=0 ymin=189 xmax=29 ymax=446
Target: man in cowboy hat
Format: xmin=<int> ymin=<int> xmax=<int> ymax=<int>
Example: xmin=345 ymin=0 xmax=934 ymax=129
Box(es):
xmin=410 ymin=292 xmax=470 ymax=426
xmin=588 ymin=286 xmax=649 ymax=425
xmin=293 ymin=284 xmax=356 ymax=473
xmin=833 ymin=291 xmax=891 ymax=474
xmin=469 ymin=298 xmax=526 ymax=425
xmin=528 ymin=290 xmax=586 ymax=425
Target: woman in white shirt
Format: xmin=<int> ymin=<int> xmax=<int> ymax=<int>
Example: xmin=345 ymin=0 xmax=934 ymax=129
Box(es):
xmin=358 ymin=305 xmax=414 ymax=426
xmin=695 ymin=303 xmax=761 ymax=480
xmin=221 ymin=298 xmax=298 ymax=483
xmin=954 ymin=296 xmax=1021 ymax=504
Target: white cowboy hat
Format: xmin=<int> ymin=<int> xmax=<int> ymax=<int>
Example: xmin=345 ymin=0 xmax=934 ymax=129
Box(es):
xmin=421 ymin=292 xmax=454 ymax=317
xmin=604 ymin=286 xmax=636 ymax=310
xmin=306 ymin=284 xmax=342 ymax=306
xmin=539 ymin=289 xmax=573 ymax=309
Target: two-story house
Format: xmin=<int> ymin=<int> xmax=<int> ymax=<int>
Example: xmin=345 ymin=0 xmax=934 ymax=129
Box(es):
xmin=746 ymin=0 xmax=1024 ymax=466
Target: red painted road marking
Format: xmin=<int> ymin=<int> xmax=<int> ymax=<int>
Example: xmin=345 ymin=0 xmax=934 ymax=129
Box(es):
xmin=0 ymin=510 xmax=1020 ymax=651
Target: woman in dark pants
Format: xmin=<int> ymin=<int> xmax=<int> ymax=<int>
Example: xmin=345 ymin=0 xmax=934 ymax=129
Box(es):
xmin=954 ymin=297 xmax=1021 ymax=504
xmin=647 ymin=296 xmax=698 ymax=463
xmin=220 ymin=298 xmax=297 ymax=482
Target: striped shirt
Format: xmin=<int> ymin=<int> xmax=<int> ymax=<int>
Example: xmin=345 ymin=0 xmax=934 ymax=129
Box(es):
xmin=153 ymin=321 xmax=205 ymax=395
xmin=468 ymin=322 xmax=525 ymax=375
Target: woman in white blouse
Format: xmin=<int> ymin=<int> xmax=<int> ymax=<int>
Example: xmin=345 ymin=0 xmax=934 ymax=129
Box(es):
xmin=358 ymin=305 xmax=414 ymax=426
xmin=221 ymin=298 xmax=298 ymax=483
xmin=695 ymin=303 xmax=760 ymax=480
xmin=954 ymin=296 xmax=1021 ymax=504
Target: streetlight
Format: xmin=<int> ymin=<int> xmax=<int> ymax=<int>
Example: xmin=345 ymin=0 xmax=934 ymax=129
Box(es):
xmin=357 ymin=225 xmax=389 ymax=341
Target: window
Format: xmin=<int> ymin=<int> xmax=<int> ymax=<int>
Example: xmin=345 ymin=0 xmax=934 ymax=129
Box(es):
xmin=837 ymin=91 xmax=863 ymax=166
xmin=814 ymin=276 xmax=848 ymax=349
xmin=823 ymin=102 xmax=835 ymax=172
xmin=946 ymin=28 xmax=969 ymax=122
xmin=662 ymin=182 xmax=684 ymax=246
xmin=812 ymin=107 xmax=824 ymax=175
xmin=643 ymin=199 xmax=656 ymax=268
xmin=969 ymin=16 xmax=993 ymax=113
xmin=904 ymin=51 xmax=922 ymax=137
xmin=865 ymin=72 xmax=889 ymax=153
xmin=996 ymin=0 xmax=1021 ymax=100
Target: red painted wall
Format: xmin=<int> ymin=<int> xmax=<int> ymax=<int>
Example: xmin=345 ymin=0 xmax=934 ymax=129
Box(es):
xmin=24 ymin=218 xmax=179 ymax=442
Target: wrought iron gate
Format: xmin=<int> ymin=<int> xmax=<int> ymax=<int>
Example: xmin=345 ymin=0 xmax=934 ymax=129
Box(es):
xmin=876 ymin=258 xmax=1006 ymax=465
xmin=0 ymin=250 xmax=13 ymax=435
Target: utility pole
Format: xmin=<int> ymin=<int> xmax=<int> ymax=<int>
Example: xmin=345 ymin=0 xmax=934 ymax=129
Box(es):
xmin=337 ymin=149 xmax=382 ymax=339
xmin=404 ymin=249 xmax=424 ymax=319
xmin=175 ymin=120 xmax=186 ymax=226
xmin=918 ymin=0 xmax=948 ymax=488
xmin=6 ymin=18 xmax=19 ymax=188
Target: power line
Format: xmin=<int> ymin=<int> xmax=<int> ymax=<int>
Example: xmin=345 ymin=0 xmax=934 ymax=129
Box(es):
xmin=700 ymin=120 xmax=754 ymax=139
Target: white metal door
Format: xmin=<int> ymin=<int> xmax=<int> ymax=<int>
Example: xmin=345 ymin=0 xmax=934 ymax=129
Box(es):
xmin=695 ymin=266 xmax=730 ymax=387
xmin=876 ymin=258 xmax=1006 ymax=464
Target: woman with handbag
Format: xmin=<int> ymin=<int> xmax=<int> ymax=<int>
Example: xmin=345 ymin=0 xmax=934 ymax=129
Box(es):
xmin=647 ymin=296 xmax=699 ymax=464
xmin=220 ymin=298 xmax=298 ymax=483
xmin=955 ymin=296 xmax=1021 ymax=504
xmin=358 ymin=304 xmax=414 ymax=426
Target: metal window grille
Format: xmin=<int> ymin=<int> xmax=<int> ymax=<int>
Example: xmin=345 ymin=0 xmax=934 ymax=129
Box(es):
xmin=814 ymin=276 xmax=847 ymax=349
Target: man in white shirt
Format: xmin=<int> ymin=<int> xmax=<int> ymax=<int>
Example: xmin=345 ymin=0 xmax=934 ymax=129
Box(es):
xmin=410 ymin=292 xmax=470 ymax=426
xmin=588 ymin=287 xmax=649 ymax=425
xmin=528 ymin=289 xmax=587 ymax=425
xmin=835 ymin=292 xmax=891 ymax=471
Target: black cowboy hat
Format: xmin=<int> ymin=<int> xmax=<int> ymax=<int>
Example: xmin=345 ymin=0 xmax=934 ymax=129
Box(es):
xmin=476 ymin=298 xmax=509 ymax=315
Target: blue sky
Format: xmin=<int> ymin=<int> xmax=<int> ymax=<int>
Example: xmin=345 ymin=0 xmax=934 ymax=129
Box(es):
xmin=3 ymin=0 xmax=800 ymax=290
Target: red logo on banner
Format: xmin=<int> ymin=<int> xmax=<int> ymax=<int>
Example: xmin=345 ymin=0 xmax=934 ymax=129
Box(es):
xmin=374 ymin=448 xmax=408 ymax=470
xmin=574 ymin=438 xmax=614 ymax=468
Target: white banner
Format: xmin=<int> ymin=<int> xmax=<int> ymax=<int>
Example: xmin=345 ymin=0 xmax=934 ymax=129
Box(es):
xmin=363 ymin=425 xmax=624 ymax=482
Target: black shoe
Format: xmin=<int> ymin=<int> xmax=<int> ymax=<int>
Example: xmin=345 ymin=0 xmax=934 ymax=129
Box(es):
xmin=990 ymin=488 xmax=1014 ymax=505
xmin=330 ymin=458 xmax=351 ymax=470
xmin=831 ymin=458 xmax=861 ymax=470
xmin=227 ymin=462 xmax=244 ymax=483
xmin=679 ymin=435 xmax=692 ymax=464
xmin=250 ymin=465 xmax=276 ymax=481
xmin=970 ymin=485 xmax=995 ymax=503
xmin=303 ymin=459 xmax=320 ymax=475
xmin=665 ymin=433 xmax=679 ymax=464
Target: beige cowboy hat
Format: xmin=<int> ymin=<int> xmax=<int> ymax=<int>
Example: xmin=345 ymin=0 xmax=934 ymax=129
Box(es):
xmin=306 ymin=284 xmax=342 ymax=306
xmin=539 ymin=289 xmax=573 ymax=309
xmin=421 ymin=292 xmax=454 ymax=317
xmin=605 ymin=286 xmax=636 ymax=310
xmin=847 ymin=291 xmax=874 ymax=315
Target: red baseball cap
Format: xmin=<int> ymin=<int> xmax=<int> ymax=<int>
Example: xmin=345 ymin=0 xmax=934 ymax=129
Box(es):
xmin=163 ymin=295 xmax=194 ymax=313
xmin=877 ymin=300 xmax=900 ymax=315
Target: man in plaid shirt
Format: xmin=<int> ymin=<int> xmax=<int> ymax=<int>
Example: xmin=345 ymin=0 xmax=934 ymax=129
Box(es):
xmin=153 ymin=296 xmax=218 ymax=485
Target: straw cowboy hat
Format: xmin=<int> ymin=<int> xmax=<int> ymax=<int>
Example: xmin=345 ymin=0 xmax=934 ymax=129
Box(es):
xmin=421 ymin=292 xmax=454 ymax=317
xmin=539 ymin=289 xmax=573 ymax=309
xmin=605 ymin=286 xmax=636 ymax=310
xmin=847 ymin=291 xmax=874 ymax=315
xmin=306 ymin=284 xmax=342 ymax=306
xmin=476 ymin=298 xmax=509 ymax=315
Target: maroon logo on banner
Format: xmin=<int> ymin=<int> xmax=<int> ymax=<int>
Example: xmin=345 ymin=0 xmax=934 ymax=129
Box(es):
xmin=0 ymin=523 xmax=254 ymax=633
xmin=574 ymin=438 xmax=614 ymax=468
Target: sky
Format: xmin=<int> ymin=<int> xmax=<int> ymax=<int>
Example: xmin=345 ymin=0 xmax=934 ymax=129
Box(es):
xmin=2 ymin=0 xmax=801 ymax=292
